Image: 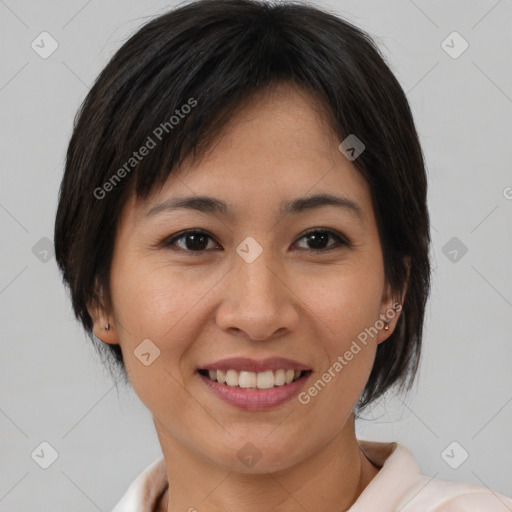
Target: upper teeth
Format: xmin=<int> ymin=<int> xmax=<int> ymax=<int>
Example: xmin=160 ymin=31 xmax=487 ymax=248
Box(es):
xmin=206 ymin=369 xmax=302 ymax=389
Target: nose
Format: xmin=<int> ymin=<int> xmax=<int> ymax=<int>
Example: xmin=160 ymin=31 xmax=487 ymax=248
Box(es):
xmin=214 ymin=242 xmax=299 ymax=341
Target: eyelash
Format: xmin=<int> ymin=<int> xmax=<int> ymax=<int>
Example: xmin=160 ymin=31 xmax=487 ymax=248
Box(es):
xmin=162 ymin=228 xmax=352 ymax=254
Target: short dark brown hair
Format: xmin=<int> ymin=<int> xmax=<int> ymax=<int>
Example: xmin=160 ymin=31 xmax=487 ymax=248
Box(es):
xmin=54 ymin=0 xmax=431 ymax=412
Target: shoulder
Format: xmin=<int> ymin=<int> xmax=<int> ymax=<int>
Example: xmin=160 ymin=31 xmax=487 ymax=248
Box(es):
xmin=111 ymin=457 xmax=168 ymax=512
xmin=355 ymin=440 xmax=512 ymax=512
xmin=397 ymin=472 xmax=512 ymax=511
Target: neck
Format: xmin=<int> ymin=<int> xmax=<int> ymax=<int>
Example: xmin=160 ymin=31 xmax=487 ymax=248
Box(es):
xmin=154 ymin=414 xmax=380 ymax=512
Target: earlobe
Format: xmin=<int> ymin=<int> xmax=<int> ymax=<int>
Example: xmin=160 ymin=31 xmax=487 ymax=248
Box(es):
xmin=377 ymin=286 xmax=402 ymax=344
xmin=376 ymin=301 xmax=402 ymax=344
xmin=91 ymin=312 xmax=120 ymax=345
xmin=377 ymin=260 xmax=409 ymax=344
xmin=87 ymin=282 xmax=120 ymax=345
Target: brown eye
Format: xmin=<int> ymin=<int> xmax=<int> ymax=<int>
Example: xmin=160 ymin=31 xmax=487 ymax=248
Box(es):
xmin=163 ymin=228 xmax=351 ymax=254
xmin=294 ymin=229 xmax=351 ymax=251
xmin=164 ymin=230 xmax=218 ymax=252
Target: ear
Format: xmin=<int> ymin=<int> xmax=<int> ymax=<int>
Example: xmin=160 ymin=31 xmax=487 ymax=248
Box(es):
xmin=376 ymin=256 xmax=410 ymax=345
xmin=87 ymin=279 xmax=120 ymax=346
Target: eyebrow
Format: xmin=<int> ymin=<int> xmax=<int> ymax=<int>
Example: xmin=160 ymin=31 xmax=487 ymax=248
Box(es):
xmin=146 ymin=193 xmax=365 ymax=223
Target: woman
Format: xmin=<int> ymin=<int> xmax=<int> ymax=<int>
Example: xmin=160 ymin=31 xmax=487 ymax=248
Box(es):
xmin=53 ymin=0 xmax=512 ymax=510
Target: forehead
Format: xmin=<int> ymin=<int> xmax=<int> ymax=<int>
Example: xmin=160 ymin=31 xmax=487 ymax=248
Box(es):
xmin=125 ymin=83 xmax=374 ymax=226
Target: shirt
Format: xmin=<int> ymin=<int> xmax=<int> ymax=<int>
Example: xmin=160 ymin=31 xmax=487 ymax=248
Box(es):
xmin=111 ymin=440 xmax=512 ymax=511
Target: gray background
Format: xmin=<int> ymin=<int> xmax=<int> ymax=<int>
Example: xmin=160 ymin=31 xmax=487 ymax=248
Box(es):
xmin=1 ymin=0 xmax=511 ymax=510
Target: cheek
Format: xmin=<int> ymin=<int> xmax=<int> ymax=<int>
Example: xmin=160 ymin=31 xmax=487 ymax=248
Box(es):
xmin=109 ymin=255 xmax=223 ymax=397
xmin=111 ymin=254 xmax=209 ymax=338
xmin=301 ymin=260 xmax=384 ymax=340
xmin=297 ymin=263 xmax=382 ymax=403
xmin=299 ymin=284 xmax=379 ymax=432
xmin=109 ymin=258 xmax=199 ymax=421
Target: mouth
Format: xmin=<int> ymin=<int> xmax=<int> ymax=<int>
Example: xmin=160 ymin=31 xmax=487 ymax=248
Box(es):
xmin=196 ymin=357 xmax=313 ymax=410
xmin=197 ymin=368 xmax=312 ymax=389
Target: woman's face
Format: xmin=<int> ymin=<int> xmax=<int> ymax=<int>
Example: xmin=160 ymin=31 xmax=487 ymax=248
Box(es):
xmin=94 ymin=83 xmax=401 ymax=473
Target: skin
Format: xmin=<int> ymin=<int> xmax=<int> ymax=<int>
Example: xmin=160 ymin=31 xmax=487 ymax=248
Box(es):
xmin=90 ymin=82 xmax=407 ymax=512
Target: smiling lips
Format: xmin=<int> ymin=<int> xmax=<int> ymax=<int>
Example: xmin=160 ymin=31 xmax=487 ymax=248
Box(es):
xmin=204 ymin=368 xmax=304 ymax=389
xmin=198 ymin=357 xmax=312 ymax=391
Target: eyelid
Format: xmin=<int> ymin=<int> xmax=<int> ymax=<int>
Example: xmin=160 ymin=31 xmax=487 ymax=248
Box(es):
xmin=298 ymin=227 xmax=353 ymax=248
xmin=162 ymin=227 xmax=352 ymax=252
xmin=163 ymin=229 xmax=220 ymax=252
